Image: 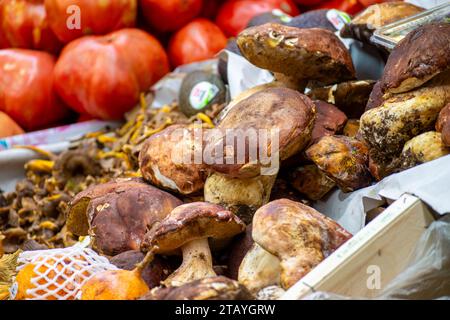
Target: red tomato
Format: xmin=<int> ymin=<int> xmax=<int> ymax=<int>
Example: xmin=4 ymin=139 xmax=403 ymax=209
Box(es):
xmin=140 ymin=0 xmax=203 ymax=33
xmin=45 ymin=0 xmax=137 ymax=43
xmin=216 ymin=0 xmax=300 ymax=37
xmin=201 ymin=0 xmax=225 ymax=20
xmin=293 ymin=0 xmax=323 ymax=6
xmin=54 ymin=29 xmax=169 ymax=120
xmin=0 ymin=111 xmax=25 ymax=138
xmin=315 ymin=0 xmax=364 ymax=15
xmin=358 ymin=0 xmax=384 ymax=7
xmin=0 ymin=49 xmax=70 ymax=131
xmin=168 ymin=18 xmax=227 ymax=68
xmin=0 ymin=0 xmax=62 ymax=54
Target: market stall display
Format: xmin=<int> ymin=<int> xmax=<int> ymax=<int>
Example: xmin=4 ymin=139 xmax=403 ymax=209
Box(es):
xmin=0 ymin=0 xmax=449 ymax=301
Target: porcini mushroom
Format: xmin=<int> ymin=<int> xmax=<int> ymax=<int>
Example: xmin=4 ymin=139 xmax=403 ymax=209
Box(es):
xmin=401 ymin=132 xmax=450 ymax=170
xmin=360 ymin=71 xmax=450 ymax=158
xmin=237 ymin=23 xmax=355 ymax=90
xmin=380 ymin=23 xmax=450 ymax=95
xmin=139 ymin=124 xmax=208 ymax=195
xmin=306 ymin=135 xmax=372 ymax=192
xmin=436 ymin=103 xmax=450 ymax=147
xmin=204 ymin=87 xmax=316 ymax=222
xmin=141 ymin=276 xmax=254 ymax=300
xmin=67 ymin=178 xmax=182 ymax=255
xmin=252 ymin=199 xmax=352 ymax=289
xmin=141 ymin=202 xmax=246 ymax=287
xmin=289 ymin=164 xmax=336 ymax=201
xmin=310 ymin=101 xmax=347 ymax=144
xmin=340 ymin=2 xmax=424 ymax=45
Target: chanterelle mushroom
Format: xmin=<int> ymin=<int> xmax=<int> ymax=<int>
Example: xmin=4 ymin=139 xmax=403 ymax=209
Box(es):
xmin=237 ymin=23 xmax=355 ymax=89
xmin=141 ymin=276 xmax=254 ymax=300
xmin=67 ymin=178 xmax=182 ymax=255
xmin=141 ymin=202 xmax=245 ymax=287
xmin=252 ymin=199 xmax=352 ymax=289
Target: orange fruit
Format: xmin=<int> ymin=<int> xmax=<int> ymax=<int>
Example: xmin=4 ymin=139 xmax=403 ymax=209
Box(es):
xmin=81 ymin=269 xmax=149 ymax=300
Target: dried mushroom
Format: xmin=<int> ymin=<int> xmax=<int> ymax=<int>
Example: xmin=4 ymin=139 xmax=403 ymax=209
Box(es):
xmin=252 ymin=199 xmax=351 ymax=289
xmin=237 ymin=23 xmax=355 ymax=89
xmin=67 ymin=178 xmax=182 ymax=256
xmin=139 ymin=125 xmax=208 ymax=195
xmin=141 ymin=202 xmax=245 ymax=287
xmin=340 ymin=2 xmax=424 ymax=44
xmin=436 ymin=103 xmax=450 ymax=147
xmin=142 ymin=276 xmax=254 ymax=300
xmin=381 ymin=23 xmax=450 ymax=95
xmin=306 ymin=136 xmax=372 ymax=193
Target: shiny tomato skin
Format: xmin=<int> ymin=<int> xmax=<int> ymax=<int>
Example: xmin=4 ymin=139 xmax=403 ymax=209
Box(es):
xmin=0 ymin=49 xmax=70 ymax=131
xmin=44 ymin=0 xmax=137 ymax=43
xmin=0 ymin=0 xmax=62 ymax=54
xmin=140 ymin=0 xmax=203 ymax=33
xmin=54 ymin=28 xmax=169 ymax=120
xmin=315 ymin=0 xmax=364 ymax=15
xmin=216 ymin=0 xmax=300 ymax=37
xmin=168 ymin=18 xmax=227 ymax=68
xmin=293 ymin=0 xmax=323 ymax=6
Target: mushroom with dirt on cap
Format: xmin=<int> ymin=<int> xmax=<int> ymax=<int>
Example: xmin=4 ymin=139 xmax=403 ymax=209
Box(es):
xmin=141 ymin=202 xmax=246 ymax=287
xmin=204 ymin=87 xmax=316 ymax=223
xmin=236 ymin=23 xmax=356 ymax=91
xmin=251 ymin=199 xmax=352 ymax=289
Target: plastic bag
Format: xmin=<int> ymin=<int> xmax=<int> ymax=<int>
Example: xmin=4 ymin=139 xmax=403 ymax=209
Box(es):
xmin=304 ymin=216 xmax=450 ymax=300
xmin=10 ymin=238 xmax=117 ymax=300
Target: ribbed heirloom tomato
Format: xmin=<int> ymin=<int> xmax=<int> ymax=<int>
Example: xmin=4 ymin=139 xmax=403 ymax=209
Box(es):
xmin=216 ymin=0 xmax=300 ymax=37
xmin=44 ymin=0 xmax=137 ymax=43
xmin=140 ymin=0 xmax=203 ymax=33
xmin=54 ymin=28 xmax=170 ymax=120
xmin=0 ymin=49 xmax=70 ymax=131
xmin=168 ymin=18 xmax=227 ymax=68
xmin=0 ymin=0 xmax=62 ymax=54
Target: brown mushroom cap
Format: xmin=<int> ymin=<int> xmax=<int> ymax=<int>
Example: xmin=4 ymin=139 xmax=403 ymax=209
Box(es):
xmin=289 ymin=164 xmax=336 ymax=201
xmin=252 ymin=199 xmax=352 ymax=289
xmin=340 ymin=2 xmax=424 ymax=43
xmin=139 ymin=125 xmax=207 ymax=195
xmin=237 ymin=23 xmax=355 ymax=85
xmin=206 ymin=87 xmax=316 ymax=178
xmin=140 ymin=276 xmax=254 ymax=300
xmin=436 ymin=103 xmax=450 ymax=147
xmin=360 ymin=71 xmax=450 ymax=157
xmin=142 ymin=202 xmax=246 ymax=254
xmin=68 ymin=178 xmax=182 ymax=255
xmin=311 ymin=101 xmax=347 ymax=144
xmin=365 ymin=81 xmax=384 ymax=112
xmin=308 ymin=80 xmax=376 ymax=118
xmin=381 ymin=23 xmax=450 ymax=95
xmin=306 ymin=135 xmax=372 ymax=192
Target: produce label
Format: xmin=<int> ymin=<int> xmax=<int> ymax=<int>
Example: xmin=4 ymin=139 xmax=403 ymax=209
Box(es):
xmin=189 ymin=81 xmax=220 ymax=110
xmin=326 ymin=9 xmax=351 ymax=30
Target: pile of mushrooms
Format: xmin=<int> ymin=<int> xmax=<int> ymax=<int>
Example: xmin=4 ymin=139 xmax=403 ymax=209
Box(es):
xmin=50 ymin=6 xmax=450 ymax=301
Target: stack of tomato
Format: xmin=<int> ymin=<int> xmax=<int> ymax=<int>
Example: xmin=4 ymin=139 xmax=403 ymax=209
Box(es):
xmin=0 ymin=0 xmax=385 ymax=137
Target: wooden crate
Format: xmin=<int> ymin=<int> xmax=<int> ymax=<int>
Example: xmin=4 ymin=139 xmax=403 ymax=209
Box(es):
xmin=282 ymin=193 xmax=436 ymax=299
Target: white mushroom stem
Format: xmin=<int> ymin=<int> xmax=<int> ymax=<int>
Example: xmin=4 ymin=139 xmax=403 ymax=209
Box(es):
xmin=163 ymin=238 xmax=216 ymax=287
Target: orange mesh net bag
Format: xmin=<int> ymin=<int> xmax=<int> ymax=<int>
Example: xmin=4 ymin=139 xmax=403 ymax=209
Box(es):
xmin=10 ymin=238 xmax=117 ymax=300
